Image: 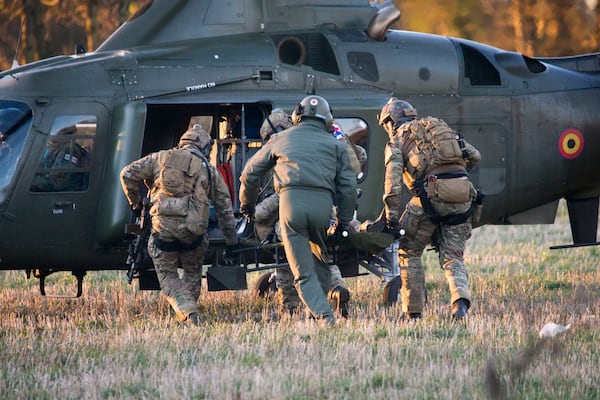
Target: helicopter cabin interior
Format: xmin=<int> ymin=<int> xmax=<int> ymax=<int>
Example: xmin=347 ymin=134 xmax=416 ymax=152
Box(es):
xmin=140 ymin=102 xmax=370 ymax=212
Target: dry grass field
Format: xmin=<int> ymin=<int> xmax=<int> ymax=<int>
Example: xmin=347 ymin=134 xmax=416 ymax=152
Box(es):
xmin=1 ymin=202 xmax=598 ymax=399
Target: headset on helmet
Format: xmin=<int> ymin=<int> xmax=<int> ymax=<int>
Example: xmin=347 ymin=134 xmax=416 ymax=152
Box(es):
xmin=377 ymin=97 xmax=417 ymax=127
xmin=291 ymin=95 xmax=334 ymax=128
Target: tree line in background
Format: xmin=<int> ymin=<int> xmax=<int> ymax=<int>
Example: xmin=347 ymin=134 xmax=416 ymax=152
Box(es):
xmin=0 ymin=0 xmax=143 ymax=70
xmin=0 ymin=0 xmax=598 ymax=71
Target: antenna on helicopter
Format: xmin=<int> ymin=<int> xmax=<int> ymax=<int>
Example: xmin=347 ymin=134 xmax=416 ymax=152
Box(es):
xmin=75 ymin=44 xmax=87 ymax=54
xmin=11 ymin=17 xmax=24 ymax=69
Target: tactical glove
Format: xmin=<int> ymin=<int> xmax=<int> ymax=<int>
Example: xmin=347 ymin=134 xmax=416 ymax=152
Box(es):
xmin=240 ymin=203 xmax=255 ymax=221
xmin=384 ymin=222 xmax=404 ymax=239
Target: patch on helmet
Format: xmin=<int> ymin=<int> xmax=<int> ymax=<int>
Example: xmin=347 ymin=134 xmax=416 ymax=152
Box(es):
xmin=310 ymin=98 xmax=319 ymax=106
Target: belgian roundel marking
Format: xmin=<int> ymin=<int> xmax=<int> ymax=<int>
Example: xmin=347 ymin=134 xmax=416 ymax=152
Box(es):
xmin=558 ymin=128 xmax=583 ymax=159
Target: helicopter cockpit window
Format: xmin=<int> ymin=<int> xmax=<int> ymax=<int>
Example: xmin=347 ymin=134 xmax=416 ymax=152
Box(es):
xmin=347 ymin=52 xmax=379 ymax=82
xmin=0 ymin=101 xmax=33 ymax=199
xmin=459 ymin=43 xmax=501 ymax=86
xmin=30 ymin=115 xmax=97 ymax=193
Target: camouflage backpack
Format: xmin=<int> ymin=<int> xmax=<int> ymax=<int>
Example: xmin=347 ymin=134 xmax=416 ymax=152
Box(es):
xmin=151 ymin=149 xmax=209 ymax=240
xmin=402 ymin=116 xmax=466 ymax=179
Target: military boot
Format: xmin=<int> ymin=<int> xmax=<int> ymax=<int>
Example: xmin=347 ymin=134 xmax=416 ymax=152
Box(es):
xmin=403 ymin=312 xmax=422 ymax=320
xmin=328 ymin=286 xmax=350 ymax=318
xmin=278 ymin=287 xmax=301 ymax=316
xmin=452 ymin=298 xmax=470 ymax=319
xmin=187 ymin=312 xmax=200 ymax=325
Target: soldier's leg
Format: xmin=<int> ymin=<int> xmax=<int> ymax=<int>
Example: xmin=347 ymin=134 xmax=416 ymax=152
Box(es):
xmin=398 ymin=201 xmax=436 ymax=316
xmin=255 ymin=194 xmax=280 ymax=242
xmin=179 ymin=237 xmax=209 ymax=302
xmin=328 ymin=264 xmax=345 ymax=289
xmin=439 ymin=222 xmax=472 ymax=308
xmin=310 ymin=243 xmax=332 ymax=295
xmin=279 ymin=190 xmax=334 ymax=321
xmin=327 ymin=264 xmax=350 ymax=318
xmin=148 ymin=236 xmax=198 ymax=321
xmin=275 ymin=265 xmax=301 ymax=310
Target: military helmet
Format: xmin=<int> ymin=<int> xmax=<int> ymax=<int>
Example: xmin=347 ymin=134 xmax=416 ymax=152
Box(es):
xmin=179 ymin=124 xmax=213 ymax=150
xmin=291 ymin=95 xmax=334 ymax=128
xmin=260 ymin=108 xmax=291 ymax=141
xmin=377 ymin=97 xmax=417 ymax=126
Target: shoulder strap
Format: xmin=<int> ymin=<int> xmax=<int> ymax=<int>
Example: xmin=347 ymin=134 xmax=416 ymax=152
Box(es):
xmin=192 ymin=152 xmax=214 ymax=202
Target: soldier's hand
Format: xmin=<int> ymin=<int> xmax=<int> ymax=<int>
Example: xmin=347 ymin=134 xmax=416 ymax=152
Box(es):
xmin=240 ymin=204 xmax=255 ymax=221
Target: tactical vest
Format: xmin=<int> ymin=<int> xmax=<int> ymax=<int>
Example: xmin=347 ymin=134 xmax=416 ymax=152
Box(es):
xmin=400 ymin=116 xmax=467 ymax=189
xmin=150 ymin=148 xmax=210 ymax=240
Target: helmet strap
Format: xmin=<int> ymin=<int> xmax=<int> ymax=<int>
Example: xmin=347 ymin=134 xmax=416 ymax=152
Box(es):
xmin=266 ymin=116 xmax=278 ymax=133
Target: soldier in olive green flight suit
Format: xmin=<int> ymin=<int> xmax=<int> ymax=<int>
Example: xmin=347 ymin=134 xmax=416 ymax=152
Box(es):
xmin=253 ymin=110 xmax=363 ymax=317
xmin=378 ymin=97 xmax=481 ymax=320
xmin=120 ymin=124 xmax=238 ymax=325
xmin=239 ymin=95 xmax=357 ymax=325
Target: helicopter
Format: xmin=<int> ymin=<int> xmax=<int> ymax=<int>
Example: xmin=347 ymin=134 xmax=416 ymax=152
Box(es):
xmin=0 ymin=0 xmax=599 ymax=302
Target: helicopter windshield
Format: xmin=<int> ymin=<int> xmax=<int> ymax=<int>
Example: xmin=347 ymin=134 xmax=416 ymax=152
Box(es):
xmin=0 ymin=100 xmax=33 ymax=201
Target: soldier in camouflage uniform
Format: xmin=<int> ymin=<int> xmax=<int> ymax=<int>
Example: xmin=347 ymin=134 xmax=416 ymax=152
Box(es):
xmin=120 ymin=124 xmax=238 ymax=325
xmin=377 ymin=97 xmax=481 ymax=319
xmin=253 ymin=109 xmax=301 ymax=312
xmin=240 ymin=95 xmax=357 ymax=325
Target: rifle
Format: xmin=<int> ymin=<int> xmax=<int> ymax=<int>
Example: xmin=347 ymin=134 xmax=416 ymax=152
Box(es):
xmin=125 ymin=197 xmax=151 ymax=285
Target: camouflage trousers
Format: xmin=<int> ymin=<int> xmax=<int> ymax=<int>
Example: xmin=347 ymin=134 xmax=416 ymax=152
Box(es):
xmin=254 ymin=193 xmax=280 ymax=241
xmin=398 ymin=197 xmax=472 ymax=314
xmin=148 ymin=234 xmax=209 ymax=321
xmin=275 ymin=264 xmax=345 ymax=309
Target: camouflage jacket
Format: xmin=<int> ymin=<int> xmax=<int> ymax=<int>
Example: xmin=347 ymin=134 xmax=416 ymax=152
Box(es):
xmin=383 ymin=117 xmax=481 ymax=222
xmin=120 ymin=145 xmax=237 ymax=245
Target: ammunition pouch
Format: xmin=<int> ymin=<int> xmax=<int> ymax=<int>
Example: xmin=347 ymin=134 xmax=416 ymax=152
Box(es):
xmin=417 ymin=171 xmax=474 ymax=226
xmin=425 ymin=176 xmax=472 ymax=203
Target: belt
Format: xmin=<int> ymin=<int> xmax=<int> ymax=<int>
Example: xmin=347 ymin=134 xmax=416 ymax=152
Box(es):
xmin=153 ymin=235 xmax=204 ymax=252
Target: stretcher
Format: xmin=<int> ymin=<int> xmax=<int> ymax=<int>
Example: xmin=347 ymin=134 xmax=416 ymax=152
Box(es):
xmin=131 ymin=218 xmax=404 ymax=306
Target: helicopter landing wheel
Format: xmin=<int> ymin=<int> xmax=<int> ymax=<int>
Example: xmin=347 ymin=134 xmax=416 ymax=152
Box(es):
xmin=382 ymin=275 xmax=402 ymax=306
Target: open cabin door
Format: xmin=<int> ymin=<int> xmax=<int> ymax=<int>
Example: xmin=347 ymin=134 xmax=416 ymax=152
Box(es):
xmin=140 ymin=102 xmax=270 ymax=212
